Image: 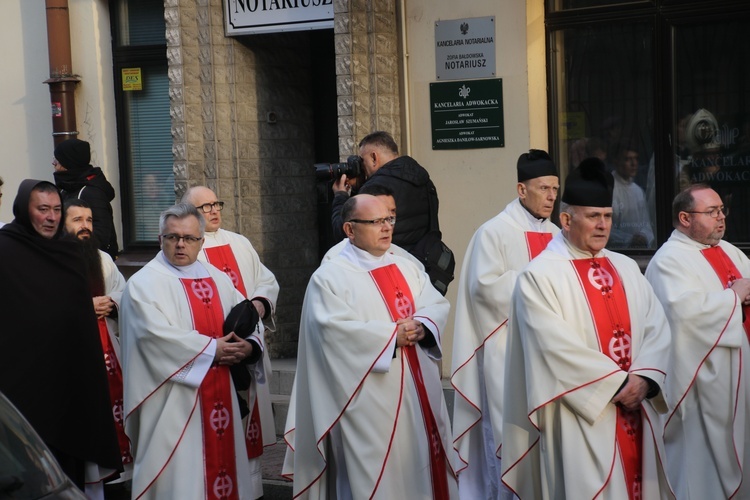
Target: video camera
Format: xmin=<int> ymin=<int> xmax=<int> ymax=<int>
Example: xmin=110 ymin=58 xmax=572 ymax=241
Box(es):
xmin=314 ymin=155 xmax=363 ymax=182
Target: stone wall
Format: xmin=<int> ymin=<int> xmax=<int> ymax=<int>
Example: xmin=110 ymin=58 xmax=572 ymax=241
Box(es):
xmin=166 ymin=0 xmax=403 ymax=358
xmin=167 ymin=0 xmax=319 ymax=358
xmin=335 ymin=0 xmax=402 ymax=157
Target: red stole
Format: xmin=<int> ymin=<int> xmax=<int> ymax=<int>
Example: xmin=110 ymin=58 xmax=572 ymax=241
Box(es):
xmin=204 ymin=245 xmax=248 ymax=296
xmin=97 ymin=318 xmax=132 ymax=466
xmin=701 ymin=245 xmax=750 ymax=341
xmin=525 ymin=231 xmax=553 ymax=260
xmin=180 ymin=278 xmax=239 ymax=500
xmin=571 ymin=258 xmax=642 ymax=500
xmin=204 ymin=244 xmax=264 ymax=459
xmin=369 ymin=264 xmax=449 ymax=500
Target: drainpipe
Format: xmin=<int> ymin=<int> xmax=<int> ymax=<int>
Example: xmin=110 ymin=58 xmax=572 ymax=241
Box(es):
xmin=44 ymin=0 xmax=80 ymax=147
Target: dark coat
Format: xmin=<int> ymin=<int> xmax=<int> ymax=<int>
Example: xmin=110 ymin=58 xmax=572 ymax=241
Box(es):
xmin=0 ymin=179 xmax=122 ymax=483
xmin=331 ymin=155 xmax=438 ymax=251
xmin=54 ymin=166 xmax=119 ymax=258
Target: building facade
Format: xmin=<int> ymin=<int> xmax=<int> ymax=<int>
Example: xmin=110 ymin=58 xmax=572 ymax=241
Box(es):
xmin=2 ymin=0 xmax=748 ymax=368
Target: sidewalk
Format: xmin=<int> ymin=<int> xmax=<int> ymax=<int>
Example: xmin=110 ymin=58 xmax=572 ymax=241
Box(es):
xmin=261 ymin=438 xmax=293 ymax=499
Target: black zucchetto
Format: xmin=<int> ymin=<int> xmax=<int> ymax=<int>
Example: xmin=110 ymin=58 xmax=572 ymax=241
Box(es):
xmin=517 ymin=149 xmax=558 ymax=182
xmin=562 ymin=157 xmax=613 ymax=207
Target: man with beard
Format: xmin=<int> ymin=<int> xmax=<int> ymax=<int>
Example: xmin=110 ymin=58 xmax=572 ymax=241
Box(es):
xmin=53 ymin=138 xmax=119 ymax=259
xmin=63 ymin=198 xmax=132 ymax=485
xmin=646 ymin=185 xmax=750 ymax=498
xmin=0 ymin=180 xmax=121 ymax=495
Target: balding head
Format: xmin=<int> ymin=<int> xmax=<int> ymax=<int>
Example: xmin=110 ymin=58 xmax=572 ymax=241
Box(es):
xmin=182 ymin=186 xmax=222 ymax=232
xmin=342 ymin=194 xmax=394 ymax=257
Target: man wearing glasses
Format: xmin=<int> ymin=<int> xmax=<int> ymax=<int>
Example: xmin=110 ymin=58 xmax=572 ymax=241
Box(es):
xmin=120 ymin=203 xmax=257 ymax=499
xmin=182 ymin=185 xmax=279 ymax=499
xmin=646 ymin=184 xmax=750 ymax=498
xmin=283 ymin=194 xmax=458 ymax=498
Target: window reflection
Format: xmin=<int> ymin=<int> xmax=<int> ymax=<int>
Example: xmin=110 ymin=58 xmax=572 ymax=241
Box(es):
xmin=675 ymin=21 xmax=750 ymax=246
xmin=551 ymin=22 xmax=655 ymax=250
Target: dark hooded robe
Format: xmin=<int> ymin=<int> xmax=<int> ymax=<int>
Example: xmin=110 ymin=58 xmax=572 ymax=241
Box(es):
xmin=0 ymin=179 xmax=121 ymax=486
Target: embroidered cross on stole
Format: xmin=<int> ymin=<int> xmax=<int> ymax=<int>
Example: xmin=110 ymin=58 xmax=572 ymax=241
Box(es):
xmin=369 ymin=264 xmax=450 ymax=500
xmin=571 ymin=258 xmax=643 ymax=500
xmin=204 ymin=244 xmax=264 ymax=459
xmin=180 ymin=277 xmax=240 ymax=500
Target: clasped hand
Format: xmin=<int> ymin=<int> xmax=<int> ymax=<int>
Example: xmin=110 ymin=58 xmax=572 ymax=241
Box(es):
xmin=611 ymin=375 xmax=648 ymax=411
xmin=396 ymin=317 xmax=425 ymax=347
xmin=214 ymin=332 xmax=253 ymax=365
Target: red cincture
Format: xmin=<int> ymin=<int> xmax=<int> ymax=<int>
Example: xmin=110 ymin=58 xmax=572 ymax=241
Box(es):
xmin=571 ymin=258 xmax=642 ymax=500
xmin=524 ymin=231 xmax=553 ymax=260
xmin=97 ymin=317 xmax=132 ymax=465
xmin=369 ymin=264 xmax=450 ymax=500
xmin=180 ymin=278 xmax=239 ymax=500
xmin=701 ymin=246 xmax=750 ymax=343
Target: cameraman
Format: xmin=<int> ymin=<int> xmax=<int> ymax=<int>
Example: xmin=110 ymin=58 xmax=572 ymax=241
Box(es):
xmin=331 ymin=131 xmax=438 ymax=253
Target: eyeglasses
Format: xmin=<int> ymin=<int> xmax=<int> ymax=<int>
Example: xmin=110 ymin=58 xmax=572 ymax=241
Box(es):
xmin=347 ymin=216 xmax=396 ymax=227
xmin=685 ymin=206 xmax=729 ymax=219
xmin=195 ymin=201 xmax=224 ymax=213
xmin=161 ymin=234 xmax=203 ymax=244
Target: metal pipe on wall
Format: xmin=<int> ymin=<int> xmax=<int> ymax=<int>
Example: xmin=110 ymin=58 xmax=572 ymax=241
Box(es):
xmin=44 ymin=0 xmax=80 ymax=147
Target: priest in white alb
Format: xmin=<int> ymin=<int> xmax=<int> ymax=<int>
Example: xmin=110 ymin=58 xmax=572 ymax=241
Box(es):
xmin=501 ymin=158 xmax=672 ymax=499
xmin=282 ymin=194 xmax=458 ymax=499
xmin=121 ymin=203 xmax=261 ymax=500
xmin=323 ymin=183 xmax=423 ymax=268
xmin=451 ymin=149 xmax=559 ymax=499
xmin=183 ymin=186 xmax=279 ymax=499
xmin=646 ymin=184 xmax=750 ymax=498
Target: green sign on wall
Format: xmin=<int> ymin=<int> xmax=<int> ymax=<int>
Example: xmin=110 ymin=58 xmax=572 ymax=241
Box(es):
xmin=430 ymin=79 xmax=504 ymax=150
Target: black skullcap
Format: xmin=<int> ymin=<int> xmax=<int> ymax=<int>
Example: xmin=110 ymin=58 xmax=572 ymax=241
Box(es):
xmin=517 ymin=149 xmax=558 ymax=182
xmin=54 ymin=139 xmax=91 ymax=171
xmin=562 ymin=157 xmax=613 ymax=207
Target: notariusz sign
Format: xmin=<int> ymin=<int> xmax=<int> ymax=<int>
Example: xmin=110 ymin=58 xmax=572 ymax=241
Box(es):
xmin=224 ymin=0 xmax=333 ymax=35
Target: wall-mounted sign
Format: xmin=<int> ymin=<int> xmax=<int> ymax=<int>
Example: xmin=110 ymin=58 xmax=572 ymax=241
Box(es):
xmin=122 ymin=68 xmax=142 ymax=91
xmin=430 ymin=79 xmax=504 ymax=150
xmin=224 ymin=0 xmax=333 ymax=36
xmin=435 ymin=16 xmax=495 ymax=80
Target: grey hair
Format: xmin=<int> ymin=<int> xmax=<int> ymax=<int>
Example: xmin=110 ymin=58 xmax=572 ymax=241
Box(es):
xmin=559 ymin=201 xmax=577 ymax=217
xmin=159 ymin=202 xmax=206 ymax=236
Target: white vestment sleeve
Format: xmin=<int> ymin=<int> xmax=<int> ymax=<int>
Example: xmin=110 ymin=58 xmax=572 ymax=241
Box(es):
xmin=173 ymin=340 xmax=216 ymax=388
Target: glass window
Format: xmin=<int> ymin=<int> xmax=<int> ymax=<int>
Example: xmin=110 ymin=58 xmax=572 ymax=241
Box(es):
xmin=547 ymin=0 xmax=644 ymax=12
xmin=114 ymin=0 xmax=167 ymax=47
xmin=550 ymin=22 xmax=656 ymax=250
xmin=547 ymin=1 xmax=750 ymax=252
xmin=111 ymin=0 xmax=170 ymax=249
xmin=674 ymin=19 xmax=750 ymax=246
xmin=121 ymin=64 xmax=174 ymax=243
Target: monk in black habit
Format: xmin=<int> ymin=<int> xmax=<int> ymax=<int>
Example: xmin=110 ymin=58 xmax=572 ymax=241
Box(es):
xmin=0 ymin=179 xmax=121 ymax=488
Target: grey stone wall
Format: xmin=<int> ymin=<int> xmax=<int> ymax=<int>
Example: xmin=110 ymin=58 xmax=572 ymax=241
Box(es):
xmin=166 ymin=0 xmax=403 ymax=358
xmin=334 ymin=0 xmax=402 ymax=157
xmin=167 ymin=0 xmax=318 ymax=358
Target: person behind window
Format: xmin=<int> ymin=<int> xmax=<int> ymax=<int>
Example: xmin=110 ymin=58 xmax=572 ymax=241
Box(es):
xmin=609 ymin=142 xmax=655 ymax=248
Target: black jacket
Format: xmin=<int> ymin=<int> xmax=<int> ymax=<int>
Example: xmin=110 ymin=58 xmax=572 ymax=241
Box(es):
xmin=331 ymin=155 xmax=437 ymax=251
xmin=54 ymin=166 xmax=119 ymax=258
